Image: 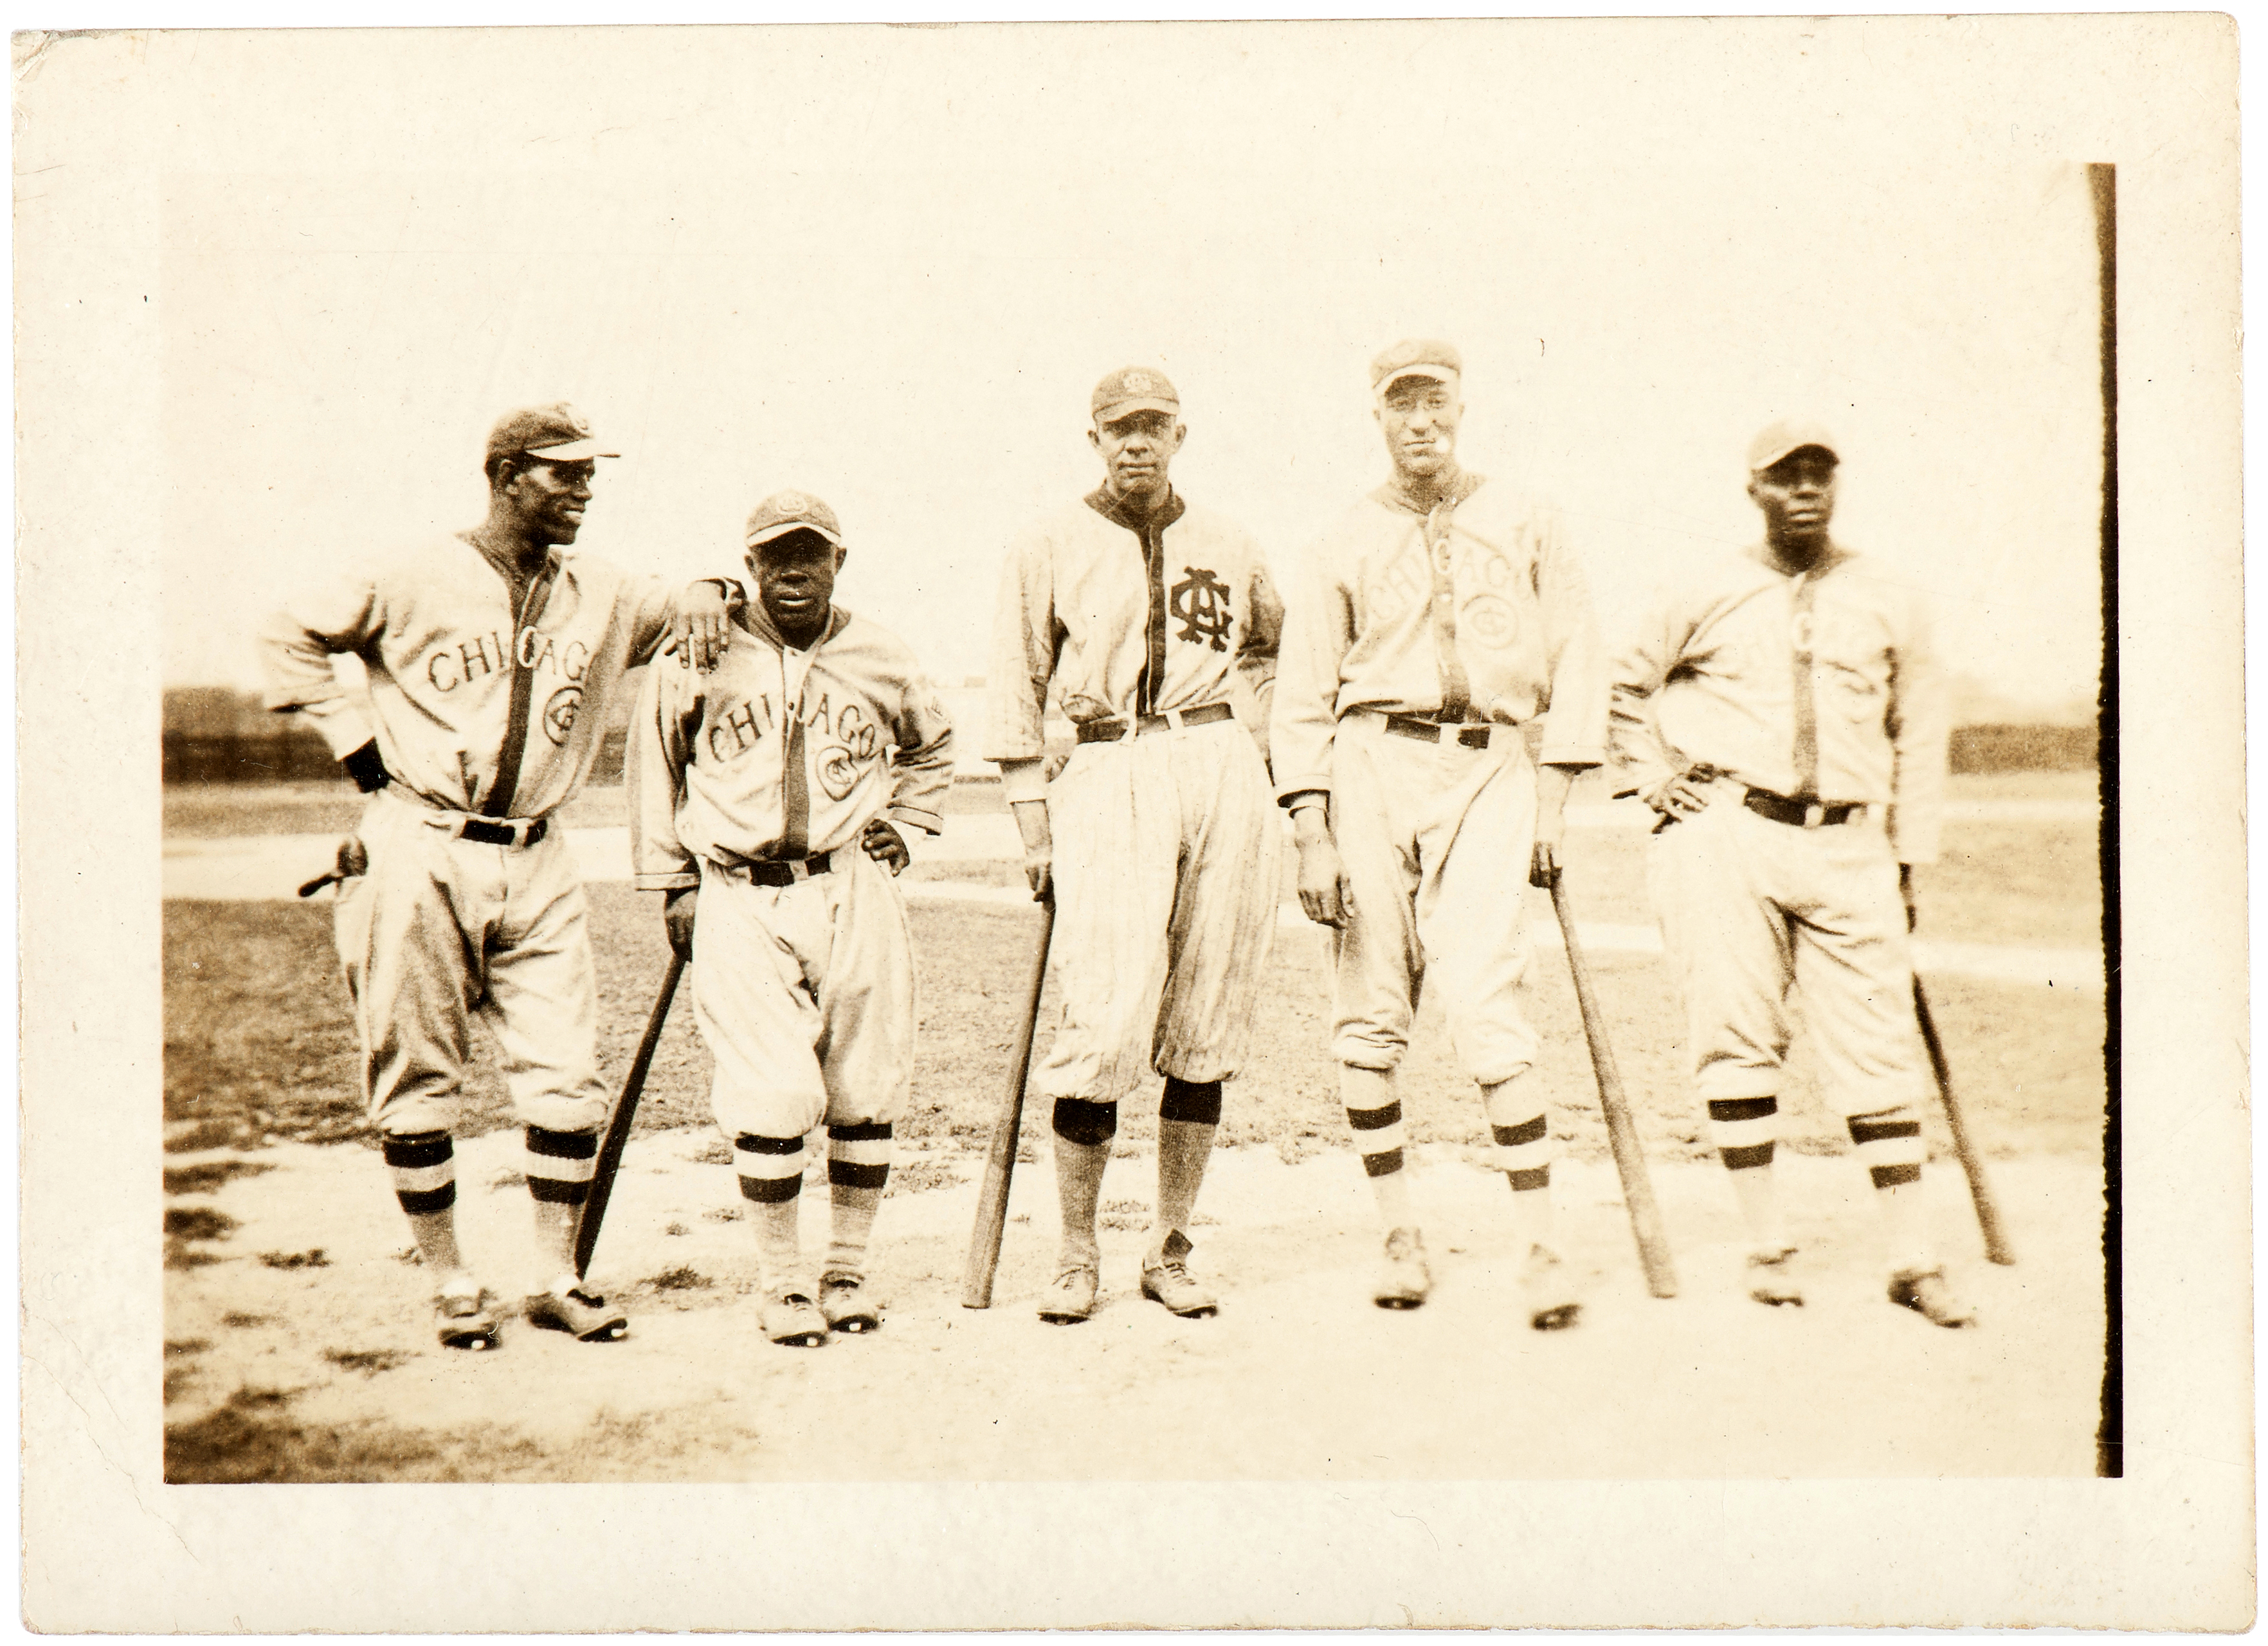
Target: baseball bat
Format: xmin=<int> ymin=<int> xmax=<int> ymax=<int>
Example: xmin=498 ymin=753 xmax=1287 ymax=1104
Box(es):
xmin=573 ymin=950 xmax=686 ymax=1280
xmin=1547 ymin=869 xmax=1680 ymax=1299
xmin=1913 ymin=974 xmax=2016 ymax=1266
xmin=961 ymin=891 xmax=1056 ymax=1309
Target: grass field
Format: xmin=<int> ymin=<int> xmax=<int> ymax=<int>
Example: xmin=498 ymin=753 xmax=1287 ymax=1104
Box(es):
xmin=161 ymin=770 xmax=2109 ymax=1482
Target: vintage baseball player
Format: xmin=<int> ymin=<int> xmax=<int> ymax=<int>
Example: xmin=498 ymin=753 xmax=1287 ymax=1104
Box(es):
xmin=1272 ymin=339 xmax=1608 ymax=1323
xmin=631 ymin=491 xmax=956 ymax=1346
xmin=1608 ymin=417 xmax=1971 ymax=1326
xmin=986 ymin=366 xmax=1284 ymax=1324
xmin=259 ymin=403 xmax=736 ymax=1350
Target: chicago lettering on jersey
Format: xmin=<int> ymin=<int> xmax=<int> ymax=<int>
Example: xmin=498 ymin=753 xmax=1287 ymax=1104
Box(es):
xmin=424 ymin=626 xmax=590 ymax=692
xmin=701 ymin=690 xmax=885 ymax=769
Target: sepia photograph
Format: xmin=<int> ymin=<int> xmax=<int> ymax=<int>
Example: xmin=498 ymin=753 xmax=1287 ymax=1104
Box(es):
xmin=18 ymin=12 xmax=2247 ymax=1632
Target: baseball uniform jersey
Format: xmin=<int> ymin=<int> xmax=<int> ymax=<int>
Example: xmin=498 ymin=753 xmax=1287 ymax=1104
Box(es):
xmin=986 ymin=486 xmax=1285 ymax=1107
xmin=1273 ymin=471 xmax=1609 ymax=1082
xmin=1608 ymin=541 xmax=1950 ymax=1112
xmin=260 ymin=534 xmax=709 ymax=1137
xmin=631 ymin=601 xmax=956 ymax=1140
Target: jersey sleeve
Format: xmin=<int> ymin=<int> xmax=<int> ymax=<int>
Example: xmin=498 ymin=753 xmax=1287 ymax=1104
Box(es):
xmin=1238 ymin=550 xmax=1285 ymax=775
xmin=1533 ymin=510 xmax=1610 ymax=768
xmin=984 ymin=527 xmax=1058 ymax=803
xmin=1268 ymin=532 xmax=1354 ymax=803
xmin=256 ymin=564 xmax=385 ymax=759
xmin=1607 ymin=576 xmax=1698 ymax=799
xmin=1883 ymin=583 xmax=1950 ymax=865
xmin=628 ymin=662 xmax=702 ymax=891
xmin=884 ymin=655 xmax=957 ymax=837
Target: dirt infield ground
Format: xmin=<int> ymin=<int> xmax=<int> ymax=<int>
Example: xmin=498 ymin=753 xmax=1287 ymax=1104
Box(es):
xmin=162 ymin=772 xmax=2107 ymax=1481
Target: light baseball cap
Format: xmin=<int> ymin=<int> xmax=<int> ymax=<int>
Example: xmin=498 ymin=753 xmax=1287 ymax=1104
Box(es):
xmin=745 ymin=489 xmax=846 ymax=550
xmin=484 ymin=402 xmax=619 ymax=465
xmin=1747 ymin=418 xmax=1840 ymax=473
xmin=1370 ymin=338 xmax=1462 ymax=394
xmin=1091 ymin=366 xmax=1180 ymax=424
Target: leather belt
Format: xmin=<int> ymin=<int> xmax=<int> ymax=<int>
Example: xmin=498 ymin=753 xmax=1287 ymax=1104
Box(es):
xmin=1742 ymin=789 xmax=1864 ymax=829
xmin=458 ymin=815 xmax=549 ymax=848
xmin=715 ymin=851 xmax=833 ymax=887
xmin=1366 ymin=709 xmax=1503 ymax=750
xmin=1075 ymin=701 xmax=1235 ymax=745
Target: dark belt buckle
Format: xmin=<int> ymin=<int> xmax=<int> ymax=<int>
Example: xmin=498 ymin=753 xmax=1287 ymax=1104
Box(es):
xmin=1077 ymin=719 xmax=1128 ymax=745
xmin=1456 ymin=726 xmax=1491 ymax=750
xmin=1384 ymin=714 xmax=1435 ymax=743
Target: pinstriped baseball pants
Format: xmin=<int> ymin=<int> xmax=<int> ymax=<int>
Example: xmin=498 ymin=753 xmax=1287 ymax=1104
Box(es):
xmin=1031 ymin=718 xmax=1284 ymax=1108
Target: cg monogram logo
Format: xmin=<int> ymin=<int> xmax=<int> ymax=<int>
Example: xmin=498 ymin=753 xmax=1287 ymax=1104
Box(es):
xmin=1462 ymin=592 xmax=1520 ymax=646
xmin=1169 ymin=566 xmax=1233 ymax=652
xmin=541 ymin=685 xmax=583 ymax=745
xmin=817 ymin=744 xmax=863 ymax=802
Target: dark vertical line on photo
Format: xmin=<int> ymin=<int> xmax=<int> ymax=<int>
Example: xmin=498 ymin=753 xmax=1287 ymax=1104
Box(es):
xmin=2087 ymin=160 xmax=2121 ymax=1481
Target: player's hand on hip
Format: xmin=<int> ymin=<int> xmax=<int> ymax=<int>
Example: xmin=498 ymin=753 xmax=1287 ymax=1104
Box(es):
xmin=664 ymin=582 xmax=733 ymax=672
xmin=862 ymin=817 xmax=911 ymax=877
xmin=664 ymin=886 xmax=698 ymax=961
xmin=1647 ymin=767 xmax=1717 ymax=820
xmin=1010 ymin=799 xmax=1053 ymax=901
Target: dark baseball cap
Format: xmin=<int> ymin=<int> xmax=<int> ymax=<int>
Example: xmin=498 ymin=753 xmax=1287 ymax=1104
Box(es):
xmin=1371 ymin=338 xmax=1462 ymax=395
xmin=1091 ymin=366 xmax=1180 ymax=424
xmin=485 ymin=402 xmax=619 ymax=465
xmin=745 ymin=489 xmax=846 ymax=550
xmin=1747 ymin=418 xmax=1840 ymax=472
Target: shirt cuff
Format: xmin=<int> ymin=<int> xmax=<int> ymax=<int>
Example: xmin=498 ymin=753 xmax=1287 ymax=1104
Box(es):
xmin=1273 ymin=774 xmax=1330 ymax=807
xmin=634 ymin=869 xmax=701 ymax=892
xmin=889 ymin=804 xmax=943 ymax=837
xmin=1536 ymin=741 xmax=1606 ymax=769
xmin=309 ymin=704 xmax=380 ymax=760
xmin=997 ymin=757 xmax=1048 ymax=805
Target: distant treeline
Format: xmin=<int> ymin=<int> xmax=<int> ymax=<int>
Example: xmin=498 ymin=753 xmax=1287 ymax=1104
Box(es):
xmin=163 ymin=687 xmax=2101 ymax=786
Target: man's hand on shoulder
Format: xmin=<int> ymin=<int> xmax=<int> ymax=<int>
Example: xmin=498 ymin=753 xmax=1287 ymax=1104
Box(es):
xmin=664 ymin=581 xmax=734 ymax=673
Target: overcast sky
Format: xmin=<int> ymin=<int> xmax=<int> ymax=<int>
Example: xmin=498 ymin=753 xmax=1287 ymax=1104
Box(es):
xmin=160 ymin=24 xmax=2104 ymax=715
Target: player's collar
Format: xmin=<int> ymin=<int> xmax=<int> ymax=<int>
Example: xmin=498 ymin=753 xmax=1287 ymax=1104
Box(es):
xmin=737 ymin=601 xmax=851 ymax=653
xmin=1747 ymin=538 xmax=1854 ymax=580
xmin=1371 ymin=467 xmax=1485 ymax=516
xmin=1085 ymin=484 xmax=1186 ymax=535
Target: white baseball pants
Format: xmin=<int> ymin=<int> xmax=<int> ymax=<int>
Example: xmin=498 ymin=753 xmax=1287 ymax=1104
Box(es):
xmin=1647 ymin=790 xmax=1929 ymax=1115
xmin=691 ymin=845 xmax=916 ymax=1141
xmin=1032 ymin=718 xmax=1283 ymax=1107
xmin=333 ymin=787 xmax=610 ymax=1138
xmin=1327 ymin=714 xmax=1542 ymax=1084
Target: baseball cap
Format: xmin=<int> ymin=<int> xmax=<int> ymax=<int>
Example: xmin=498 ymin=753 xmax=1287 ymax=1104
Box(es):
xmin=1091 ymin=366 xmax=1180 ymax=425
xmin=745 ymin=489 xmax=846 ymax=550
xmin=485 ymin=402 xmax=619 ymax=465
xmin=1747 ymin=418 xmax=1840 ymax=473
xmin=1370 ymin=338 xmax=1462 ymax=395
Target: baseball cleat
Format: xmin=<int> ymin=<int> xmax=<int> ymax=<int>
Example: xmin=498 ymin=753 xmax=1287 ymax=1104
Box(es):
xmin=763 ymin=1292 xmax=830 ymax=1348
xmin=1745 ymin=1245 xmax=1805 ymax=1307
xmin=1139 ymin=1230 xmax=1219 ymax=1318
xmin=526 ymin=1286 xmax=630 ymax=1342
xmin=1037 ymin=1262 xmax=1100 ymax=1324
xmin=1373 ymin=1225 xmax=1431 ymax=1309
xmin=1888 ymin=1266 xmax=1977 ymax=1328
xmin=435 ymin=1288 xmax=500 ymax=1352
xmin=818 ymin=1273 xmax=881 ymax=1335
xmin=1520 ymin=1244 xmax=1583 ymax=1331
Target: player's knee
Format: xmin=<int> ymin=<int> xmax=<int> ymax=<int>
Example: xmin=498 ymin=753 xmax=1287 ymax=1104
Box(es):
xmin=1159 ymin=1077 xmax=1222 ymax=1126
xmin=1052 ymin=1097 xmax=1118 ymax=1148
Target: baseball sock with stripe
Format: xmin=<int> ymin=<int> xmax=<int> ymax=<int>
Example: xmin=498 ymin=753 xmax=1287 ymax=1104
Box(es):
xmin=383 ymin=1130 xmax=469 ymax=1286
xmin=824 ymin=1121 xmax=891 ymax=1282
xmin=1050 ymin=1098 xmax=1114 ymax=1268
xmin=1480 ymin=1076 xmax=1554 ymax=1255
xmin=1341 ymin=1065 xmax=1413 ymax=1229
xmin=736 ymin=1132 xmax=808 ymax=1294
xmin=1155 ymin=1077 xmax=1221 ymax=1252
xmin=1709 ymin=1094 xmax=1792 ymax=1254
xmin=523 ymin=1125 xmax=597 ymax=1292
xmin=1848 ymin=1107 xmax=1932 ymax=1274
